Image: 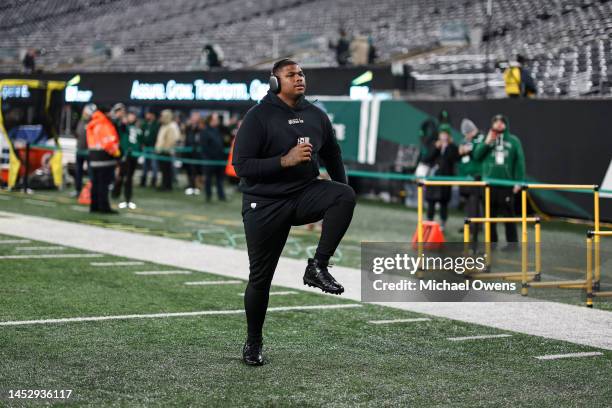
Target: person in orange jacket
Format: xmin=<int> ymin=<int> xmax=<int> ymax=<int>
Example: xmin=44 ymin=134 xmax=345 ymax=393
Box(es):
xmin=86 ymin=104 xmax=121 ymax=214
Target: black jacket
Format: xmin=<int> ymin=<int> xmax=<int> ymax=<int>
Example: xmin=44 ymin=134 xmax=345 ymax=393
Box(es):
xmin=424 ymin=142 xmax=459 ymax=202
xmin=200 ymin=126 xmax=225 ymax=161
xmin=233 ymin=91 xmax=346 ymax=197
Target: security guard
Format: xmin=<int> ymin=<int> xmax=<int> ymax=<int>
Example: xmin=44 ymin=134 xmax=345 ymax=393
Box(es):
xmin=86 ymin=105 xmax=120 ymax=214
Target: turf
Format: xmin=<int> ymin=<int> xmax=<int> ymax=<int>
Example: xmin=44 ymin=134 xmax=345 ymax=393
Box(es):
xmin=0 ymin=233 xmax=611 ymax=407
xmin=1 ymin=180 xmax=610 ymax=310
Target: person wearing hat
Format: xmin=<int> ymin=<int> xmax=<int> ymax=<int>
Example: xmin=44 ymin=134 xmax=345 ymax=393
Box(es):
xmin=423 ymin=124 xmax=459 ymax=231
xmin=73 ymin=103 xmax=96 ymax=197
xmin=458 ymin=118 xmax=484 ymax=241
xmin=473 ymin=114 xmax=526 ymax=242
xmin=86 ymin=105 xmax=120 ymax=214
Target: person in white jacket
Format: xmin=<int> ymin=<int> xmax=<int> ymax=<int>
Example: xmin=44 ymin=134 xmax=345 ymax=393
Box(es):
xmin=155 ymin=109 xmax=181 ymax=191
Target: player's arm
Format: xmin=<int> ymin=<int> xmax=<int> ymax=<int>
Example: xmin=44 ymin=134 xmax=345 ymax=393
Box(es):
xmin=318 ymin=115 xmax=347 ymax=184
xmin=232 ymin=112 xmax=284 ymax=178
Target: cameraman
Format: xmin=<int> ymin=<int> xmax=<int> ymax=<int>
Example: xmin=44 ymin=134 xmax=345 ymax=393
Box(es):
xmin=473 ymin=115 xmax=525 ymax=243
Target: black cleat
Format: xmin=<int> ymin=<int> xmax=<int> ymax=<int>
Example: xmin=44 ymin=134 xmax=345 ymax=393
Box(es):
xmin=242 ymin=340 xmax=264 ymax=366
xmin=303 ymin=258 xmax=344 ymax=295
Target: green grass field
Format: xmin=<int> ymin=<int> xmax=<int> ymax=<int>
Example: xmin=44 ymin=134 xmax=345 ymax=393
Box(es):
xmin=0 ymin=180 xmax=610 ymax=309
xmin=0 ymin=232 xmax=611 ymax=407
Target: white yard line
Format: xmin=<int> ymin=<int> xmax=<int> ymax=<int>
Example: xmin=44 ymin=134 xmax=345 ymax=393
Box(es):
xmin=123 ymin=213 xmax=164 ymax=223
xmin=90 ymin=261 xmax=145 ymax=266
xmin=15 ymin=246 xmax=66 ymax=251
xmin=239 ymin=291 xmax=297 ymax=296
xmin=0 ymin=239 xmax=31 ymax=244
xmin=447 ymin=334 xmax=513 ymax=341
xmin=70 ymin=205 xmax=89 ymax=213
xmin=1 ymin=212 xmax=611 ymax=350
xmin=0 ymin=304 xmax=362 ymax=326
xmin=0 ymin=253 xmax=103 ymax=260
xmin=534 ymin=352 xmax=603 ymax=360
xmin=134 ymin=270 xmax=192 ymax=275
xmin=24 ymin=199 xmax=56 ymax=207
xmin=368 ymin=318 xmax=431 ymax=324
xmin=0 ymin=195 xmax=11 ymax=200
xmin=184 ymin=280 xmax=243 ymax=285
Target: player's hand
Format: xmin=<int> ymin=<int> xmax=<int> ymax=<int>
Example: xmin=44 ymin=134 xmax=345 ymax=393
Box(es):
xmin=281 ymin=143 xmax=312 ymax=167
xmin=485 ymin=130 xmax=498 ymax=144
xmin=513 ymin=184 xmax=522 ymax=194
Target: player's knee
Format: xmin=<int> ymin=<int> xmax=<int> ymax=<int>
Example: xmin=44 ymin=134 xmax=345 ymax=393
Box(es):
xmin=337 ymin=184 xmax=356 ymax=205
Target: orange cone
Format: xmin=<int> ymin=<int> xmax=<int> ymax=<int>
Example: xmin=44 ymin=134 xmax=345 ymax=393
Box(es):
xmin=411 ymin=221 xmax=445 ymax=248
xmin=78 ymin=181 xmax=91 ymax=205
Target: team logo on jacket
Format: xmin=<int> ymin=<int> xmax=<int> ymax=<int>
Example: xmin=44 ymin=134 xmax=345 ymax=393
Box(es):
xmin=288 ymin=118 xmax=304 ymax=125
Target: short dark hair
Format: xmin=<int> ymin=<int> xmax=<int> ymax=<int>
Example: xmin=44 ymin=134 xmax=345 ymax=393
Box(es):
xmin=272 ymin=58 xmax=299 ymax=75
xmin=97 ymin=104 xmax=112 ymax=113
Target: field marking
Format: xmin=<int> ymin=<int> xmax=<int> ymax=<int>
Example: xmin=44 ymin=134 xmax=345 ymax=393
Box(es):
xmin=0 ymin=253 xmax=103 ymax=260
xmin=184 ymin=280 xmax=243 ymax=285
xmin=91 ymin=261 xmax=145 ymax=266
xmin=24 ymin=199 xmax=56 ymax=207
xmin=15 ymin=246 xmax=66 ymax=251
xmin=368 ymin=318 xmax=432 ymax=324
xmin=0 ymin=239 xmax=31 ymax=244
xmin=447 ymin=334 xmax=513 ymax=341
xmin=534 ymin=352 xmax=603 ymax=360
xmin=123 ymin=213 xmax=164 ymax=223
xmin=0 ymin=195 xmax=10 ymax=200
xmin=0 ymin=304 xmax=362 ymax=326
xmin=70 ymin=205 xmax=89 ymax=213
xmin=134 ymin=270 xmax=193 ymax=276
xmin=239 ymin=291 xmax=298 ymax=296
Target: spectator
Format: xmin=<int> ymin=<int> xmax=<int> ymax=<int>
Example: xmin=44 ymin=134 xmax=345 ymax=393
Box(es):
xmin=350 ymin=35 xmax=369 ymax=66
xmin=517 ymin=55 xmax=536 ymax=97
xmin=73 ymin=104 xmax=96 ymax=196
xmin=424 ymin=124 xmax=459 ymax=231
xmin=473 ymin=114 xmax=526 ymax=243
xmin=86 ymin=105 xmax=120 ymax=214
xmin=22 ymin=49 xmax=36 ymax=73
xmin=458 ymin=118 xmax=484 ymax=241
xmin=115 ymin=111 xmax=141 ymax=209
xmin=333 ymin=29 xmax=350 ymax=66
xmin=184 ymin=111 xmax=201 ymax=195
xmin=200 ymin=112 xmax=226 ymax=202
xmin=139 ymin=111 xmax=160 ymax=187
xmin=204 ymin=44 xmax=222 ymax=68
xmin=367 ymin=36 xmax=377 ymax=64
xmin=155 ymin=109 xmax=181 ymax=191
xmin=504 ymin=55 xmax=536 ymax=98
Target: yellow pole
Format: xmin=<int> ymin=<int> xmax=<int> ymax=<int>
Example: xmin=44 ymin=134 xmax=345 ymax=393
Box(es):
xmin=594 ymin=188 xmax=600 ymax=244
xmin=594 ymin=238 xmax=601 ymax=291
xmin=521 ymin=235 xmax=528 ymax=296
xmin=586 ymin=236 xmax=593 ymax=308
xmin=521 ymin=187 xmax=528 ymax=244
xmin=485 ymin=185 xmax=491 ymax=243
xmin=535 ymin=219 xmax=541 ymax=280
xmin=417 ymin=183 xmax=423 ymax=243
xmin=464 ymin=221 xmax=471 ymax=243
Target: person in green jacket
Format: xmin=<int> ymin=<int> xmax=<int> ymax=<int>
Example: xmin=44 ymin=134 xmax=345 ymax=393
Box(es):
xmin=458 ymin=118 xmax=484 ymax=242
xmin=114 ymin=111 xmax=142 ymax=209
xmin=139 ymin=111 xmax=160 ymax=187
xmin=473 ymin=114 xmax=526 ymax=243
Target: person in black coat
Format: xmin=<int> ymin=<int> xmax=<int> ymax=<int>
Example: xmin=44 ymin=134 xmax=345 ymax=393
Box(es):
xmin=424 ymin=124 xmax=459 ymax=231
xmin=200 ymin=112 xmax=226 ymax=201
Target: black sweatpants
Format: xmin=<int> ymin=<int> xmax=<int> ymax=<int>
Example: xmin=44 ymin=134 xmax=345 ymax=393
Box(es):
xmin=242 ymin=180 xmax=356 ymax=343
xmin=490 ymin=187 xmax=518 ymax=243
xmin=460 ymin=186 xmax=482 ymax=242
xmin=158 ymin=155 xmax=173 ymax=191
xmin=90 ymin=165 xmax=115 ymax=212
xmin=114 ymin=156 xmax=137 ymax=202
